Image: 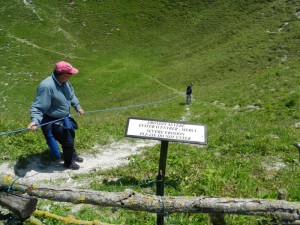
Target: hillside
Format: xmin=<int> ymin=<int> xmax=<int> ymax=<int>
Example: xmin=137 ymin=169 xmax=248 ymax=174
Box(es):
xmin=1 ymin=0 xmax=298 ymax=114
xmin=0 ymin=0 xmax=300 ymax=224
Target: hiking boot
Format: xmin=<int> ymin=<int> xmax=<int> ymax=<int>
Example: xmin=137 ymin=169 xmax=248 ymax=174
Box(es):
xmin=63 ymin=162 xmax=80 ymax=170
xmin=73 ymin=156 xmax=84 ymax=163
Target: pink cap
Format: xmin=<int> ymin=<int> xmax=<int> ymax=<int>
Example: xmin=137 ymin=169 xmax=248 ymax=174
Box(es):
xmin=54 ymin=61 xmax=79 ymax=74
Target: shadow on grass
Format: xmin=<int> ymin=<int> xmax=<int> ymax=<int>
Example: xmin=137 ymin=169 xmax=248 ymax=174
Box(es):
xmin=13 ymin=149 xmax=65 ymax=178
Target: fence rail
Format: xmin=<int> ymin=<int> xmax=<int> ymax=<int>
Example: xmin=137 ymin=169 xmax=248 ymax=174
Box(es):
xmin=0 ymin=175 xmax=299 ymax=225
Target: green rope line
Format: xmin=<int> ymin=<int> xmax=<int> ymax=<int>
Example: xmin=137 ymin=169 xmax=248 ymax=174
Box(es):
xmin=8 ymin=177 xmax=21 ymax=193
xmin=96 ymin=179 xmax=159 ymax=192
xmin=0 ymin=93 xmax=185 ymax=137
xmin=1 ymin=177 xmax=22 ymax=194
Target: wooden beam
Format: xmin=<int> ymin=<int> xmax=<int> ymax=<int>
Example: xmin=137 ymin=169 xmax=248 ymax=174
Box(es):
xmin=1 ymin=176 xmax=299 ymax=222
xmin=0 ymin=192 xmax=38 ymax=219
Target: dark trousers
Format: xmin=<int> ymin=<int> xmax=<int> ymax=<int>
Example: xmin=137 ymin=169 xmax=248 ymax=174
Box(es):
xmin=51 ymin=124 xmax=75 ymax=165
xmin=41 ymin=115 xmax=76 ymax=166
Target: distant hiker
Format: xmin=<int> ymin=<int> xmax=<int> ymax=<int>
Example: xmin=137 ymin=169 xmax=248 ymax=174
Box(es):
xmin=186 ymin=83 xmax=193 ymax=105
xmin=27 ymin=61 xmax=85 ymax=170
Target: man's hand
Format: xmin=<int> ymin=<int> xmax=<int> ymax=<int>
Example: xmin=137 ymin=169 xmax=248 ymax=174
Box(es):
xmin=27 ymin=122 xmax=37 ymax=131
xmin=77 ymin=108 xmax=85 ymax=116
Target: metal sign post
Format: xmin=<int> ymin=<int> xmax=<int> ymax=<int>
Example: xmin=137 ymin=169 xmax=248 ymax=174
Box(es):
xmin=156 ymin=140 xmax=169 ymax=225
xmin=125 ymin=117 xmax=207 ymax=225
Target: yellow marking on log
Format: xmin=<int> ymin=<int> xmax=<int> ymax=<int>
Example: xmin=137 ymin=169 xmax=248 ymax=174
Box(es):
xmin=32 ymin=184 xmax=38 ymax=189
xmin=3 ymin=175 xmax=12 ymax=185
xmin=79 ymin=196 xmax=85 ymax=201
xmin=179 ymin=200 xmax=185 ymax=206
xmin=147 ymin=197 xmax=154 ymax=202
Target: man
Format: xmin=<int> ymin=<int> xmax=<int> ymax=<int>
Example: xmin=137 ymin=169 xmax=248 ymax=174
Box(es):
xmin=28 ymin=61 xmax=85 ymax=170
xmin=186 ymin=83 xmax=193 ymax=105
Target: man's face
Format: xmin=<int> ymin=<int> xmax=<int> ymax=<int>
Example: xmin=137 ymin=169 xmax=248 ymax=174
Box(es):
xmin=58 ymin=73 xmax=72 ymax=83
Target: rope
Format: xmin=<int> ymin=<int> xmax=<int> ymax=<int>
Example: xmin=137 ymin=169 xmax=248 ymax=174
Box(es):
xmin=6 ymin=177 xmax=21 ymax=193
xmin=0 ymin=116 xmax=70 ymax=137
xmin=1 ymin=176 xmax=21 ymax=194
xmin=85 ymin=93 xmax=184 ymax=114
xmin=96 ymin=179 xmax=158 ymax=192
xmin=33 ymin=210 xmax=119 ymax=225
xmin=0 ymin=93 xmax=184 ymax=137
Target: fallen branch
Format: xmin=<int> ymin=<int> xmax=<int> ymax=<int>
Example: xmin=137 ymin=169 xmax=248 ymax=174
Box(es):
xmin=0 ymin=176 xmax=299 ymax=222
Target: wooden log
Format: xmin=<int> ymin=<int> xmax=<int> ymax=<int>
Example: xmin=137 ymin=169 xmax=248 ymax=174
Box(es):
xmin=0 ymin=192 xmax=38 ymax=219
xmin=1 ymin=183 xmax=298 ymax=221
xmin=0 ymin=176 xmax=299 ymax=222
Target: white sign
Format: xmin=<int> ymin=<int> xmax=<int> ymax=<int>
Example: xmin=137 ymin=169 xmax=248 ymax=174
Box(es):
xmin=125 ymin=117 xmax=207 ymax=145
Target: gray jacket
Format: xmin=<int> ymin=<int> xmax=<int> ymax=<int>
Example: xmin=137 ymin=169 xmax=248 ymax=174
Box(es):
xmin=30 ymin=74 xmax=81 ymax=125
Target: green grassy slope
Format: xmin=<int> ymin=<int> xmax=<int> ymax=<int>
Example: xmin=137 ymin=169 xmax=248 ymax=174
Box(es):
xmin=0 ymin=0 xmax=300 ymax=224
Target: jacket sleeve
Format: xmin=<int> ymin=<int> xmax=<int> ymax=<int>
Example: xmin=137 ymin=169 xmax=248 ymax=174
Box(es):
xmin=68 ymin=83 xmax=81 ymax=111
xmin=30 ymin=85 xmax=52 ymax=125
